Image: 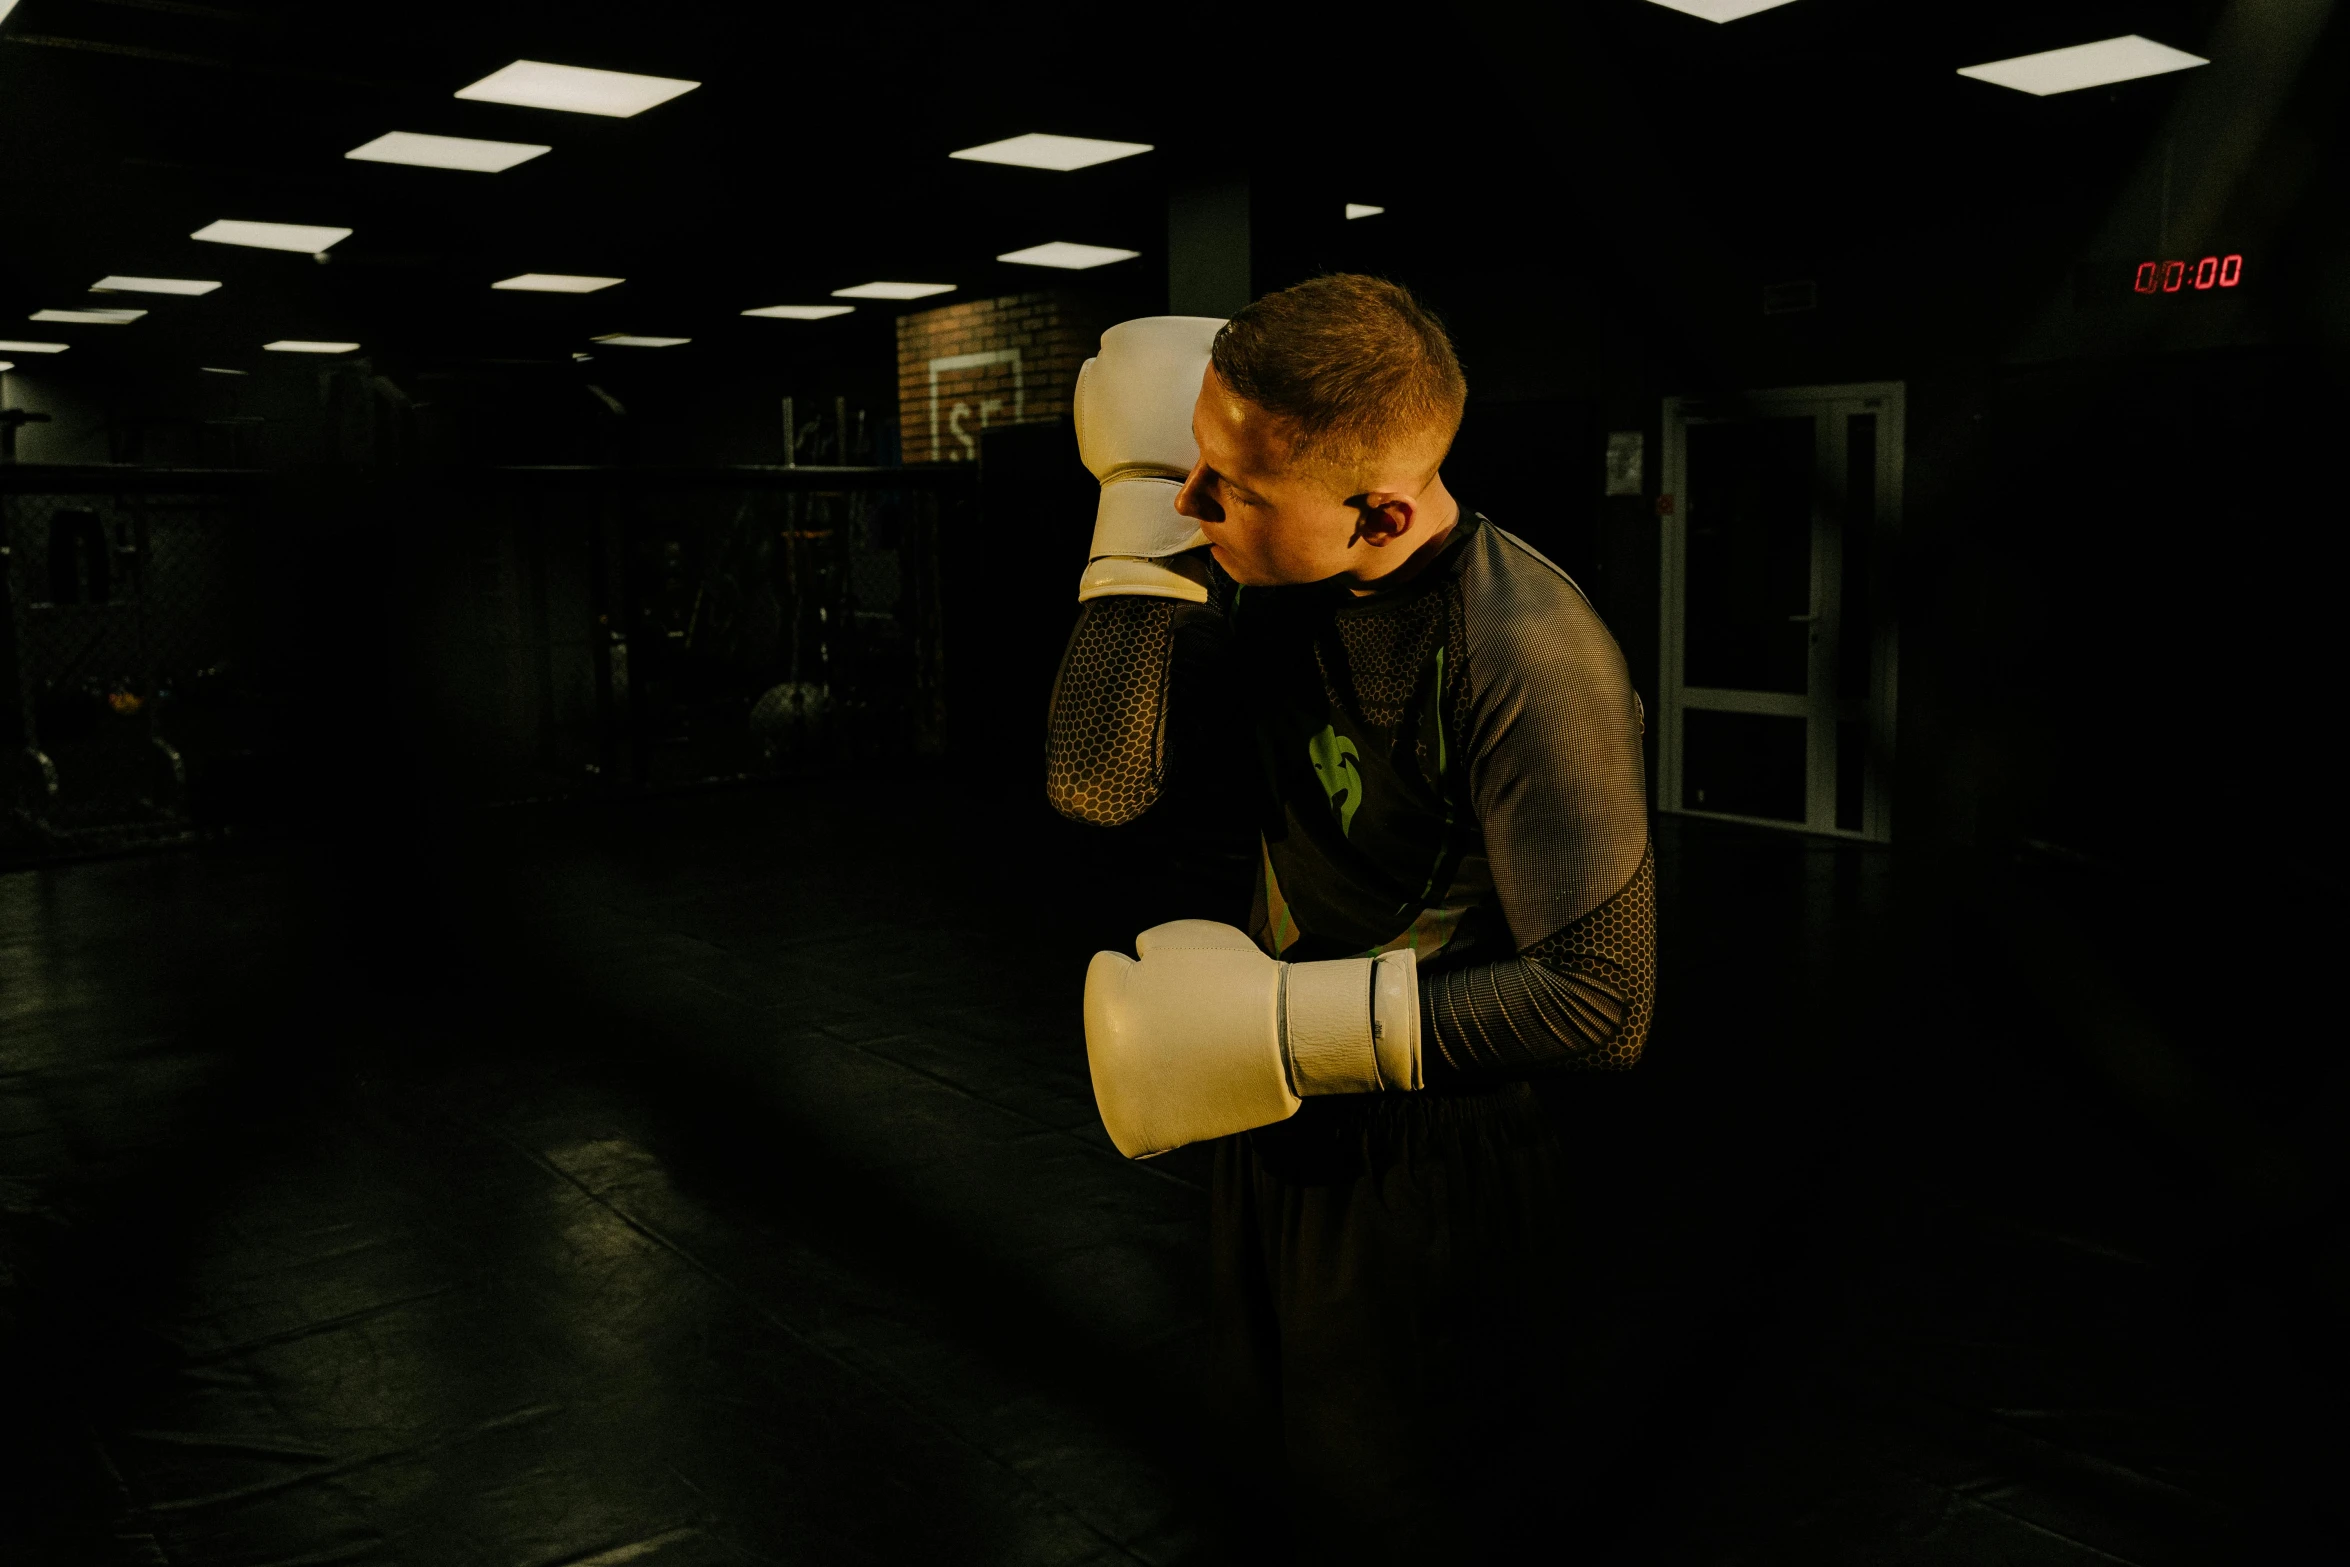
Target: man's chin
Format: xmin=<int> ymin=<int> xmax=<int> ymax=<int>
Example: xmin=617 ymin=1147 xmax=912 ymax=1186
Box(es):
xmin=1208 ymin=542 xmax=1302 ymax=587
xmin=1207 ymin=542 xmax=1254 ymax=582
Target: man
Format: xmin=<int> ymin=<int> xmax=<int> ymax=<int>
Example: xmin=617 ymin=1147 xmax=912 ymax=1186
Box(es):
xmin=1047 ymin=276 xmax=1653 ymax=1560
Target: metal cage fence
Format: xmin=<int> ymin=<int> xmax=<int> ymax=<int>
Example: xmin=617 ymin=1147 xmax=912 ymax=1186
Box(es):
xmin=1 ymin=465 xmax=967 ymax=865
xmin=0 ymin=483 xmax=269 ymax=851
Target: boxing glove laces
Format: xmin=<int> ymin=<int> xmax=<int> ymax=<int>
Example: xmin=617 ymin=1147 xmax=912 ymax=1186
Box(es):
xmin=1083 ymin=921 xmax=1422 ymax=1159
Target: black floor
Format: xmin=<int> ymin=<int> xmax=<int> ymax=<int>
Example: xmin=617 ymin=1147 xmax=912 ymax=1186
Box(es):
xmin=2 ymin=781 xmax=2338 ymax=1565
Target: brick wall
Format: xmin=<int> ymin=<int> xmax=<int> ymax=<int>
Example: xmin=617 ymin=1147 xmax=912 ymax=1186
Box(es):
xmin=894 ymin=292 xmax=1094 ymax=463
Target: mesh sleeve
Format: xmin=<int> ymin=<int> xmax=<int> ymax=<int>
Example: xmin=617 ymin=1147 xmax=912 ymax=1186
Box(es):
xmin=1420 ymin=845 xmax=1655 ymax=1084
xmin=1045 ymin=596 xmax=1177 ymax=826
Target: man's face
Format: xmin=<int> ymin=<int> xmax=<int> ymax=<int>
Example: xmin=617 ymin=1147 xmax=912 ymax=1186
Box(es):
xmin=1173 ymin=368 xmax=1366 ymax=586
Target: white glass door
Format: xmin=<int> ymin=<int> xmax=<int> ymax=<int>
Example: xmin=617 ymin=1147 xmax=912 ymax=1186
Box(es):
xmin=1659 ymin=383 xmax=1900 ymax=840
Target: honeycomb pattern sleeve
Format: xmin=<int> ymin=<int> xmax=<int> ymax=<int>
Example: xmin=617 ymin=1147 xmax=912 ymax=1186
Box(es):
xmin=1420 ymin=845 xmax=1655 ymax=1084
xmin=1045 ymin=595 xmax=1178 ymax=826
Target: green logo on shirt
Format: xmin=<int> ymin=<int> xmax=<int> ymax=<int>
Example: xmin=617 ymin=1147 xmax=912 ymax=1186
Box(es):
xmin=1308 ymin=726 xmax=1363 ymax=836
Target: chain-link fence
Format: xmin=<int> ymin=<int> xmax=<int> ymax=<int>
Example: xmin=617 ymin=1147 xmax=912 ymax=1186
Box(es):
xmin=1 ymin=465 xmax=965 ymax=867
xmin=0 ymin=479 xmax=273 ymax=856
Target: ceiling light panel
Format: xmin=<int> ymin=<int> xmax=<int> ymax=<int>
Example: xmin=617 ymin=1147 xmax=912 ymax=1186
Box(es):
xmin=1957 ymin=35 xmax=2208 ymax=96
xmin=201 ymin=367 xmax=249 ymax=375
xmin=31 ymin=309 xmax=146 ymax=324
xmin=1346 ymin=204 xmax=1385 ymax=220
xmin=591 ymin=333 xmax=690 ymax=347
xmin=347 ymin=131 xmax=551 ymax=173
xmin=264 ymin=340 xmax=361 ymax=354
xmin=997 ymin=241 xmax=1139 ymax=270
xmin=456 ymin=60 xmax=700 ymax=118
xmin=193 ymin=220 xmax=353 ymax=253
xmin=92 ymin=275 xmax=220 ymax=295
xmin=0 ymin=340 xmax=70 ymax=353
xmin=493 ymin=273 xmax=624 ymax=293
xmin=949 ymin=132 xmax=1153 ymax=171
xmin=1645 ymin=0 xmax=1801 ymax=18
xmin=832 ymin=282 xmax=955 ymax=300
xmin=744 ymin=305 xmax=855 ymax=319
xmin=0 ymin=364 xmax=14 ymax=374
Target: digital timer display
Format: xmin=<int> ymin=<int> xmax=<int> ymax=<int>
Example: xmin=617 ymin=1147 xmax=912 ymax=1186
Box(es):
xmin=2134 ymin=254 xmax=2243 ymax=294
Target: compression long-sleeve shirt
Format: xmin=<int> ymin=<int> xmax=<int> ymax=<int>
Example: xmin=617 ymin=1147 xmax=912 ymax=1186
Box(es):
xmin=1046 ymin=513 xmax=1654 ymax=1084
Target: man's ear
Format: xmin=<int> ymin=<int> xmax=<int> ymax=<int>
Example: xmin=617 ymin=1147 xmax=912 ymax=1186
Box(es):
xmin=1350 ymin=491 xmax=1416 ymax=545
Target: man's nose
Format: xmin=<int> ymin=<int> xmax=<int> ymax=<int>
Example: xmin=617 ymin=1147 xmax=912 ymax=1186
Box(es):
xmin=1174 ymin=463 xmax=1223 ymax=524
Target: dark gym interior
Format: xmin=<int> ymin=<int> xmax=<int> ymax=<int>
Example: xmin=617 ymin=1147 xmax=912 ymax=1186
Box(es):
xmin=3 ymin=2 xmax=2344 ymax=1562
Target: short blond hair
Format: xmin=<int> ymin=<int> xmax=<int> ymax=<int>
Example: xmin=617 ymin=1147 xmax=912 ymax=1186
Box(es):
xmin=1209 ymin=274 xmax=1467 ymax=477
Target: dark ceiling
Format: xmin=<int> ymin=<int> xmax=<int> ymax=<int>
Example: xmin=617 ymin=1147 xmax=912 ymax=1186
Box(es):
xmin=0 ymin=0 xmax=2339 ymax=390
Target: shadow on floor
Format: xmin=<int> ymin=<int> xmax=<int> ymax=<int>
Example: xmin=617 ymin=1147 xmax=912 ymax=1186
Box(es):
xmin=1 ymin=779 xmax=2339 ymax=1564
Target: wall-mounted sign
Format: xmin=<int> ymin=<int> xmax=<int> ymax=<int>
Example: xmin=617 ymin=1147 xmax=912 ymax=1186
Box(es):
xmin=1605 ymin=431 xmax=1644 ymax=496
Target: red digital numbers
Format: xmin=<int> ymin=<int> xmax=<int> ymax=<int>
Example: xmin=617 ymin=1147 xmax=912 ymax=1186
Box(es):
xmin=2133 ymin=254 xmax=2244 ymax=294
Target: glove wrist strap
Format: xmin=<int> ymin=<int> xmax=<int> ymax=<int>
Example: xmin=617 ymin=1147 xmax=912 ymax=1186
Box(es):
xmin=1076 ymin=551 xmax=1210 ymax=604
xmin=1372 ymin=948 xmax=1422 ymax=1091
xmin=1283 ymin=950 xmax=1422 ymax=1096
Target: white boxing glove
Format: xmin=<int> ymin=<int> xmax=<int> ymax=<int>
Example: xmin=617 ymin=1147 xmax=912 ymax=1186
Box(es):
xmin=1071 ymin=315 xmax=1227 ymax=604
xmin=1083 ymin=920 xmax=1422 ymax=1159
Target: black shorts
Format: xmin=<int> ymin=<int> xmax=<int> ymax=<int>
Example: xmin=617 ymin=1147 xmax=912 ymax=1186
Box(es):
xmin=1209 ymin=1082 xmax=1579 ymax=1564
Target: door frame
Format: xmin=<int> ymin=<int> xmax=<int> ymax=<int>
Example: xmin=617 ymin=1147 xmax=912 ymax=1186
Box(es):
xmin=1658 ymin=381 xmax=1902 ymax=841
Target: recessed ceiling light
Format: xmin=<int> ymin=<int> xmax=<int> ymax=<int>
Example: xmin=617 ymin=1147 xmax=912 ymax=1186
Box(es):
xmin=1345 ymin=204 xmax=1385 ymax=220
xmin=743 ymin=304 xmax=855 ymax=320
xmin=831 ymin=281 xmax=955 ymax=300
xmin=591 ymin=333 xmax=690 ymax=347
xmin=347 ymin=131 xmax=552 ymax=173
xmin=193 ymin=219 xmax=353 ymax=253
xmin=0 ymin=339 xmax=69 ymax=353
xmin=1644 ymin=0 xmax=1800 ymax=19
xmin=201 ymin=366 xmax=250 ymax=375
xmin=0 ymin=363 xmax=14 ymax=374
xmin=493 ymin=273 xmax=624 ymax=293
xmin=455 ymin=60 xmax=700 ymax=118
xmin=997 ymin=241 xmax=1140 ymax=270
xmin=948 ymin=132 xmax=1153 ymax=171
xmin=264 ymin=340 xmax=361 ymax=354
xmin=1957 ymin=35 xmax=2208 ymax=96
xmin=31 ymin=308 xmax=147 ymax=324
xmin=92 ymin=275 xmax=221 ymax=296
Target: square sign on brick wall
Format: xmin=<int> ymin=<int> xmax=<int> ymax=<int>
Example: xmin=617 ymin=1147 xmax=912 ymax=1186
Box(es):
xmin=896 ymin=293 xmax=1092 ymax=462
